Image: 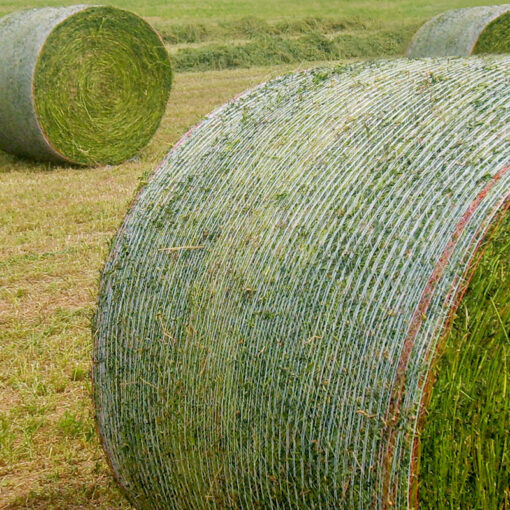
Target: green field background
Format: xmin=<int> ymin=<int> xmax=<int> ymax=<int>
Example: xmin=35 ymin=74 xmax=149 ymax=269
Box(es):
xmin=0 ymin=0 xmax=501 ymax=21
xmin=0 ymin=0 xmax=506 ymax=72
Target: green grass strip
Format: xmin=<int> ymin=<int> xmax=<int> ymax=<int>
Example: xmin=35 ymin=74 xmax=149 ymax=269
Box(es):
xmin=154 ymin=15 xmax=367 ymax=45
xmin=419 ymin=213 xmax=510 ymax=509
xmin=34 ymin=6 xmax=172 ymax=165
xmin=172 ymin=29 xmax=410 ymax=72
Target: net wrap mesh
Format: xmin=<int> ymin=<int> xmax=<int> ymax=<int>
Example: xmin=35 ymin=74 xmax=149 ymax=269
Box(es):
xmin=94 ymin=56 xmax=510 ymax=509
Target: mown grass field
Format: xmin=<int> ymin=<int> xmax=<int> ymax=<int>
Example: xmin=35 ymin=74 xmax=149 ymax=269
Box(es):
xmin=0 ymin=0 xmax=505 ymax=508
xmin=0 ymin=0 xmax=499 ymax=19
xmin=0 ymin=65 xmax=301 ymax=509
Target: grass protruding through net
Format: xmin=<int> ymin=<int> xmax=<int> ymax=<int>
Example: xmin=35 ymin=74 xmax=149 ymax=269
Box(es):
xmin=93 ymin=57 xmax=510 ymax=508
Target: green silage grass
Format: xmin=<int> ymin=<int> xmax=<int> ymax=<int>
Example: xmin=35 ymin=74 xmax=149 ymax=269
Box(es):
xmin=172 ymin=28 xmax=411 ymax=72
xmin=419 ymin=213 xmax=510 ymax=509
xmin=474 ymin=12 xmax=510 ymax=54
xmin=33 ymin=7 xmax=172 ymax=165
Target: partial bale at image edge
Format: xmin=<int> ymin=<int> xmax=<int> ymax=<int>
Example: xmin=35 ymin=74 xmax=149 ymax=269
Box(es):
xmin=0 ymin=5 xmax=172 ymax=166
xmin=93 ymin=56 xmax=509 ymax=509
xmin=407 ymin=4 xmax=510 ymax=57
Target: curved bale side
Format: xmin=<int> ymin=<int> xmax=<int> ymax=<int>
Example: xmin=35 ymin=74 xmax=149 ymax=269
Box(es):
xmin=407 ymin=5 xmax=510 ymax=57
xmin=93 ymin=56 xmax=510 ymax=509
xmin=0 ymin=5 xmax=172 ymax=166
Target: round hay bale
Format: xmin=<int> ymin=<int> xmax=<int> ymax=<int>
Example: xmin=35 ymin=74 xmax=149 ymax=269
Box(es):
xmin=0 ymin=5 xmax=172 ymax=165
xmin=93 ymin=56 xmax=510 ymax=509
xmin=407 ymin=5 xmax=510 ymax=57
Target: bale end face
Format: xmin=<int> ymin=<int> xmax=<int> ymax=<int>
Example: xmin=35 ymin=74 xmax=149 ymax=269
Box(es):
xmin=33 ymin=6 xmax=172 ymax=165
xmin=417 ymin=212 xmax=510 ymax=509
xmin=473 ymin=12 xmax=510 ymax=54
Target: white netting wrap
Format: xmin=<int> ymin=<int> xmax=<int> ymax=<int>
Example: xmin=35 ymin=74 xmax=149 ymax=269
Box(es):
xmin=94 ymin=56 xmax=510 ymax=509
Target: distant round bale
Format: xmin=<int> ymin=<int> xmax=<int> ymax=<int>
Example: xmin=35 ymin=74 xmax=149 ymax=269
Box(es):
xmin=407 ymin=4 xmax=510 ymax=57
xmin=93 ymin=56 xmax=509 ymax=509
xmin=0 ymin=5 xmax=172 ymax=165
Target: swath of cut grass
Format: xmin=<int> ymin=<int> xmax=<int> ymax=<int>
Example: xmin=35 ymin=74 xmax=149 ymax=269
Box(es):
xmin=152 ymin=15 xmax=368 ymax=44
xmin=172 ymin=27 xmax=411 ymax=71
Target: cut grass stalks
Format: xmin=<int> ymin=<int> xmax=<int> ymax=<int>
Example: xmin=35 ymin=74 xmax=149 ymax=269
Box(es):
xmin=0 ymin=6 xmax=172 ymax=166
xmin=172 ymin=28 xmax=412 ymax=72
xmin=418 ymin=212 xmax=510 ymax=509
xmin=152 ymin=15 xmax=369 ymax=45
xmin=474 ymin=11 xmax=510 ymax=54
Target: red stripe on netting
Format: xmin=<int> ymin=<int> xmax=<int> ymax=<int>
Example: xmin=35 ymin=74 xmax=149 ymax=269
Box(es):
xmin=381 ymin=165 xmax=510 ymax=509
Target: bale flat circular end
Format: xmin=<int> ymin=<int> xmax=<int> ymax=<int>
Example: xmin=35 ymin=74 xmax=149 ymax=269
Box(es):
xmin=93 ymin=56 xmax=510 ymax=509
xmin=473 ymin=11 xmax=510 ymax=54
xmin=407 ymin=4 xmax=510 ymax=57
xmin=34 ymin=6 xmax=172 ymax=165
xmin=417 ymin=212 xmax=509 ymax=508
xmin=0 ymin=6 xmax=172 ymax=165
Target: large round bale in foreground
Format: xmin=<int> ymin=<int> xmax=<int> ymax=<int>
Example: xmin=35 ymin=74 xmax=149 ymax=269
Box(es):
xmin=407 ymin=4 xmax=510 ymax=57
xmin=94 ymin=56 xmax=510 ymax=509
xmin=0 ymin=6 xmax=172 ymax=165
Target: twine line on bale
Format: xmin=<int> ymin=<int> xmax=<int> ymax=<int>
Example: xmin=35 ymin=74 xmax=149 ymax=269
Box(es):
xmin=0 ymin=5 xmax=172 ymax=166
xmin=406 ymin=4 xmax=510 ymax=58
xmin=93 ymin=56 xmax=509 ymax=509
